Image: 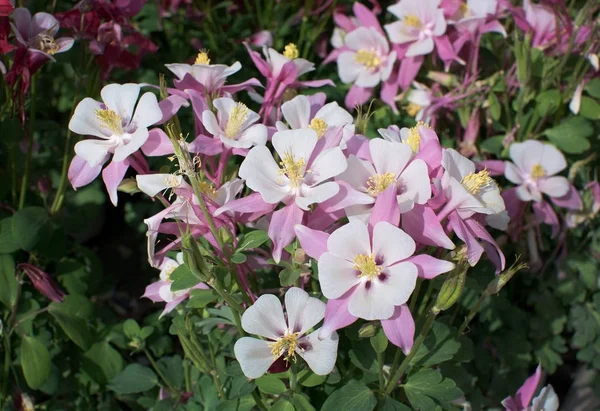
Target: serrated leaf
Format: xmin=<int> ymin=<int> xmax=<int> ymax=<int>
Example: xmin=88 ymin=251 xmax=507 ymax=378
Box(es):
xmin=0 ymin=254 xmax=17 ymax=308
xmin=544 ymin=116 xmax=592 ymax=154
xmin=257 ymin=375 xmax=287 ymax=395
xmin=21 ymin=335 xmax=51 ymax=389
xmin=404 ymin=369 xmax=462 ymax=410
xmin=237 ymin=230 xmax=269 ymax=251
xmin=108 ymin=364 xmax=158 ymax=394
xmin=411 ymin=322 xmax=461 ymax=367
xmin=170 ymin=264 xmax=201 ymax=292
xmin=321 ymin=380 xmax=376 ymax=411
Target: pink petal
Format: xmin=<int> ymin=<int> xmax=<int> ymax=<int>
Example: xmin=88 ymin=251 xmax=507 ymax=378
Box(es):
xmin=318 ymin=289 xmax=358 ymax=340
xmin=214 ymin=192 xmax=276 ymax=217
xmin=268 ymin=203 xmax=304 ymax=263
xmin=157 ymin=94 xmax=189 ymax=125
xmin=191 ymin=134 xmax=224 ymax=156
xmin=143 ymin=281 xmax=167 ymax=302
xmin=464 ymin=218 xmax=506 ymax=273
xmin=353 ymin=2 xmax=385 ymax=36
xmin=434 ymin=35 xmax=463 ymax=65
xmin=368 ymin=185 xmax=400 ymax=228
xmin=294 ymin=225 xmax=330 ymax=260
xmin=398 ymin=55 xmax=424 ymax=91
xmin=141 ymin=128 xmax=174 ymax=157
xmin=479 ymin=160 xmax=506 ymax=176
xmin=406 ymin=255 xmax=455 ymax=279
xmin=550 ymin=184 xmax=583 ymax=211
xmin=448 ymin=212 xmax=484 ymax=267
xmin=68 ymin=154 xmax=107 ymax=189
xmin=102 ymin=159 xmax=130 ymax=206
xmin=402 ymin=205 xmax=455 ymax=249
xmin=514 ymin=365 xmax=542 ymax=409
xmin=221 ymin=78 xmax=263 ymax=94
xmin=381 ymin=304 xmax=415 ymax=355
xmin=345 ymin=85 xmax=373 ymax=110
xmin=532 ymin=200 xmax=560 ymax=238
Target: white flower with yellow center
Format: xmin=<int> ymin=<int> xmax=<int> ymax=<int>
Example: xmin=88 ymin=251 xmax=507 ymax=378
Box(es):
xmin=318 ymin=220 xmax=419 ymax=320
xmin=165 ymin=51 xmax=242 ymax=94
xmin=337 ymin=26 xmax=397 ymax=88
xmin=234 ymin=287 xmax=339 ymax=379
xmin=239 ymin=129 xmax=347 ymax=210
xmin=263 ymin=43 xmax=315 ymax=79
xmin=69 ymin=83 xmax=162 ymax=168
xmin=202 ymin=97 xmax=267 ymax=149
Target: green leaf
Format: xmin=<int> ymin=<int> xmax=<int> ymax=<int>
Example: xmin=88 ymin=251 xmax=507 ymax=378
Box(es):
xmin=535 ymin=89 xmax=560 ymax=116
xmin=0 ymin=218 xmax=19 ymax=254
xmin=256 ymin=375 xmax=287 ymax=395
xmin=370 ymin=329 xmax=388 ymax=354
xmin=82 ymin=342 xmax=124 ymax=385
xmin=48 ymin=295 xmax=92 ymax=350
xmin=187 ymin=288 xmax=218 ymax=308
xmin=544 ymin=116 xmax=592 ymax=154
xmin=170 ymin=265 xmax=201 ymax=292
xmin=21 ymin=335 xmax=51 ymax=389
xmin=579 ymin=97 xmax=600 ymax=120
xmin=379 ymin=396 xmax=412 ymax=411
xmin=123 ymin=319 xmax=141 ymax=338
xmin=271 ymin=399 xmax=295 ymax=411
xmin=403 ymin=369 xmax=462 ymax=410
xmin=279 ymin=268 xmax=301 ymax=287
xmin=586 ymin=78 xmax=600 ymax=98
xmin=480 ymin=135 xmax=505 ymax=156
xmin=292 ymin=394 xmax=316 ymax=411
xmin=488 ymin=92 xmax=501 ymax=121
xmin=297 ymin=370 xmax=327 ymax=387
xmin=108 ymin=364 xmax=158 ymax=394
xmin=237 ymin=230 xmax=269 ymax=251
xmin=231 ymin=253 xmax=247 ymax=264
xmin=410 ymin=322 xmax=461 ymax=367
xmin=321 ymin=380 xmax=376 ymax=411
xmin=11 ymin=207 xmax=51 ymax=251
xmin=0 ymin=254 xmax=17 ymax=308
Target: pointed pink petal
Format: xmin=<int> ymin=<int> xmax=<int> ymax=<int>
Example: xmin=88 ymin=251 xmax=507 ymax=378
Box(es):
xmin=318 ymin=289 xmax=358 ymax=340
xmin=448 ymin=212 xmax=484 ymax=267
xmin=157 ymin=94 xmax=189 ymax=125
xmin=320 ymin=181 xmax=374 ymax=213
xmin=479 ymin=160 xmax=506 ymax=176
xmin=353 ymin=2 xmax=385 ymax=35
xmin=381 ymin=304 xmax=415 ymax=355
xmin=369 ymin=185 xmax=400 ymax=228
xmin=102 ymin=159 xmax=130 ymax=206
xmin=434 ymin=35 xmax=463 ymax=65
xmin=550 ymin=184 xmax=583 ymax=211
xmin=294 ymin=225 xmax=330 ymax=260
xmin=514 ymin=365 xmax=542 ymax=409
xmin=398 ymin=56 xmax=424 ymax=90
xmin=406 ymin=255 xmax=455 ymax=279
xmin=244 ymin=43 xmax=271 ymax=78
xmin=141 ymin=128 xmax=175 ymax=156
xmin=68 ymin=154 xmax=107 ymax=189
xmin=381 ymin=70 xmax=400 ymax=113
xmin=214 ymin=192 xmax=276 ymax=217
xmin=222 ymin=78 xmax=263 ymax=94
xmin=191 ymin=134 xmax=224 ymax=156
xmin=533 ymin=200 xmax=560 ymax=238
xmin=464 ymin=218 xmax=506 ymax=273
xmin=268 ymin=203 xmax=304 ymax=263
xmin=345 ymin=85 xmax=373 ymax=110
xmin=402 ymin=205 xmax=455 ymax=249
xmin=414 ymin=139 xmax=442 ymax=175
xmin=143 ymin=281 xmax=167 ymax=302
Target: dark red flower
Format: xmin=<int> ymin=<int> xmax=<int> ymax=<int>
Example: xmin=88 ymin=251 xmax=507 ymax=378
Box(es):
xmin=0 ymin=0 xmax=14 ymax=17
xmin=18 ymin=263 xmax=66 ymax=303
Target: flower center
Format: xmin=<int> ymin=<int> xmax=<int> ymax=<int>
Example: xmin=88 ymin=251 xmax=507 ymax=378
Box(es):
xmin=95 ymin=109 xmax=124 ymax=135
xmin=283 ymin=43 xmax=299 ymax=60
xmin=404 ymin=15 xmax=423 ymax=28
xmin=461 ymin=169 xmax=494 ymax=195
xmin=354 ymin=254 xmax=381 ymax=280
xmin=164 ymin=174 xmax=182 ymax=188
xmin=195 ymin=51 xmax=210 ymax=65
xmin=198 ymin=180 xmax=217 ymax=198
xmin=309 ymin=117 xmax=328 ymax=138
xmin=459 ymin=2 xmax=471 ymax=17
xmin=405 ymin=125 xmax=421 ymax=153
xmin=224 ymin=102 xmax=249 ymax=139
xmin=163 ymin=265 xmax=177 ymax=282
xmin=405 ymin=103 xmax=422 ymax=117
xmin=530 ymin=164 xmax=545 ymax=179
xmin=36 ymin=34 xmax=60 ymax=55
xmin=354 ymin=49 xmax=381 ymax=69
xmin=268 ymin=330 xmax=301 ymax=362
xmin=278 ymin=152 xmax=306 ymax=188
xmin=366 ymin=173 xmax=396 ymax=196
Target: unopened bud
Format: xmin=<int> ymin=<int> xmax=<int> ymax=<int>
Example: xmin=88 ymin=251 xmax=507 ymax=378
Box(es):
xmin=18 ymin=263 xmax=66 ymax=303
xmin=117 ymin=177 xmax=140 ymax=194
xmin=282 ymin=88 xmax=298 ymax=103
xmin=0 ymin=0 xmax=15 ymax=17
xmin=182 ymin=235 xmax=210 ymax=282
xmin=36 ymin=176 xmax=51 ymax=197
xmin=293 ymin=248 xmax=307 ymax=265
xmin=219 ymin=226 xmax=233 ymax=245
xmin=433 ymin=262 xmax=467 ymax=314
xmin=358 ymin=322 xmax=379 ymax=339
xmin=486 ymin=259 xmax=527 ymax=295
xmin=427 ymin=71 xmax=458 ymax=87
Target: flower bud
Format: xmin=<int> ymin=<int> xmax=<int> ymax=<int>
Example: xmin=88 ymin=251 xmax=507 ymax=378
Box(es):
xmin=433 ymin=261 xmax=468 ymax=314
xmin=293 ymin=248 xmax=307 ymax=265
xmin=427 ymin=71 xmax=458 ymax=87
xmin=36 ymin=176 xmax=51 ymax=197
xmin=0 ymin=0 xmax=15 ymax=17
xmin=486 ymin=259 xmax=528 ymax=295
xmin=182 ymin=234 xmax=210 ymax=282
xmin=117 ymin=177 xmax=140 ymax=194
xmin=18 ymin=263 xmax=66 ymax=303
xmin=358 ymin=322 xmax=379 ymax=339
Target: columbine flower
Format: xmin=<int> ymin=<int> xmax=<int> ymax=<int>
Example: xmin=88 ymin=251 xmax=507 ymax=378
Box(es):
xmin=68 ymin=83 xmax=162 ymax=205
xmin=142 ymin=253 xmax=207 ymax=317
xmin=318 ymin=220 xmax=419 ymax=320
xmin=234 ymin=287 xmax=338 ymax=379
xmin=439 ymin=148 xmax=505 ymax=220
xmin=504 ymin=140 xmax=569 ymax=203
xmin=404 ymin=82 xmax=433 ymax=121
xmin=502 ymin=365 xmax=559 ymax=411
xmin=18 ymin=263 xmax=66 ymax=303
xmin=263 ymin=43 xmax=314 ymax=79
xmin=448 ymin=0 xmax=506 ymax=36
xmin=521 ymin=0 xmax=557 ymax=49
xmin=377 ymin=122 xmax=442 ymax=172
xmin=337 ymin=138 xmax=430 ymax=221
xmin=239 ymin=129 xmax=347 ymax=210
xmin=337 ymin=26 xmax=396 ymax=88
xmin=202 ymin=97 xmax=267 ymax=150
xmin=275 ymin=94 xmax=354 ymax=144
xmin=11 ymin=8 xmax=74 ymax=60
xmin=384 ymin=0 xmax=447 ymax=57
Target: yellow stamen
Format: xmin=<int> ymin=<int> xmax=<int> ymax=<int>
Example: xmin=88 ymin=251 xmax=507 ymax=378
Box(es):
xmin=459 ymin=2 xmax=471 ymax=16
xmin=37 ymin=34 xmax=60 ymax=55
xmin=404 ymin=15 xmax=423 ymax=28
xmin=283 ymin=43 xmax=299 ymax=60
xmin=461 ymin=169 xmax=494 ymax=195
xmin=163 ymin=265 xmax=177 ymax=282
xmin=95 ymin=109 xmax=124 ymax=134
xmin=268 ymin=331 xmax=301 ymax=362
xmin=278 ymin=152 xmax=306 ymax=188
xmin=195 ymin=51 xmax=211 ymax=65
xmin=354 ymin=49 xmax=381 ymax=69
xmin=405 ymin=103 xmax=422 ymax=117
xmin=405 ymin=126 xmax=421 ymax=153
xmin=198 ymin=180 xmax=217 ymax=198
xmin=354 ymin=254 xmax=381 ymax=280
xmin=309 ymin=117 xmax=328 ymax=138
xmin=164 ymin=174 xmax=181 ymax=188
xmin=366 ymin=173 xmax=396 ymax=196
xmin=531 ymin=164 xmax=545 ymax=179
xmin=224 ymin=102 xmax=249 ymax=139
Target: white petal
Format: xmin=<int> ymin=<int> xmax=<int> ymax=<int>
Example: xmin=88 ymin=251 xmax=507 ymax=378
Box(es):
xmin=113 ymin=127 xmax=149 ymax=162
xmin=101 ymin=83 xmax=140 ymax=125
xmin=373 ymin=222 xmax=416 ymax=266
xmin=337 ymin=52 xmax=363 ymax=84
xmin=285 ymin=287 xmax=326 ymax=335
xmin=318 ymin=253 xmax=360 ymax=299
xmin=370 ymin=138 xmax=412 ymax=176
xmin=238 ymin=124 xmax=268 ymax=147
xmin=396 ymin=159 xmax=431 ymax=213
xmin=538 ymin=176 xmax=569 ymax=198
xmin=164 ymin=63 xmax=193 ymax=80
xmin=281 ymin=95 xmax=311 ymax=129
xmin=337 ymin=155 xmax=376 ymax=192
xmin=239 ymin=146 xmax=290 ymax=204
xmin=69 ymin=98 xmax=110 ymax=138
xmin=297 ymin=330 xmax=339 ymax=375
xmin=241 ymin=294 xmax=287 ymax=339
xmin=234 ymin=338 xmax=275 ymax=379
xmin=504 ymin=161 xmax=524 ymax=185
xmin=136 ymin=174 xmax=181 ymax=197
xmin=327 ymin=220 xmax=371 ymax=261
xmin=272 ymin=129 xmax=317 ymax=163
xmin=539 ymin=143 xmax=567 ymax=175
xmin=315 ymin=102 xmax=353 ymax=127
xmin=74 ymin=139 xmax=113 ymax=168
xmin=131 ymin=92 xmax=162 ymax=129
xmin=384 ymin=21 xmax=419 ymax=44
xmin=348 ymin=282 xmax=396 ymax=320
xmin=202 ymin=110 xmax=222 ymax=136
xmin=308 ymin=147 xmax=348 ymax=185
xmin=380 ymin=262 xmax=418 ymax=306
xmin=296 ymin=182 xmax=340 ymax=210
xmin=406 ymin=37 xmax=435 ymax=57
xmin=442 ymin=148 xmax=475 ymax=181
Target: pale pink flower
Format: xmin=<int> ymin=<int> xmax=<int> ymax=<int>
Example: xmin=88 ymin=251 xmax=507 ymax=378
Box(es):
xmin=165 ymin=57 xmax=242 ymax=95
xmin=234 ymin=287 xmax=338 ymax=378
xmin=384 ymin=0 xmax=447 ymax=57
xmin=404 ymin=82 xmax=433 ymax=122
xmin=521 ymin=0 xmax=556 ymax=49
xmin=502 ymin=365 xmax=559 ymax=411
xmin=11 ymin=8 xmax=74 ymax=60
xmin=504 ymin=140 xmax=569 ymax=203
xmin=448 ymin=0 xmax=506 ymax=36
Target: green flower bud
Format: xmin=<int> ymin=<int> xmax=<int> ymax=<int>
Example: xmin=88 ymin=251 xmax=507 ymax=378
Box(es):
xmin=358 ymin=322 xmax=379 ymax=339
xmin=117 ymin=177 xmax=140 ymax=194
xmin=486 ymin=259 xmax=528 ymax=295
xmin=182 ymin=234 xmax=210 ymax=282
xmin=433 ymin=261 xmax=468 ymax=314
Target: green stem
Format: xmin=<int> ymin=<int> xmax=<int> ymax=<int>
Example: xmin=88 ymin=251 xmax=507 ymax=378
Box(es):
xmin=252 ymin=390 xmax=268 ymax=410
xmin=384 ymin=310 xmax=438 ymax=395
xmin=457 ymin=290 xmax=489 ymax=335
xmin=18 ymin=75 xmax=37 ymax=210
xmin=377 ymin=352 xmax=385 ymax=391
xmin=144 ymin=348 xmax=178 ymax=394
xmin=409 ymin=278 xmax=423 ymax=312
xmin=289 ymin=363 xmax=298 ymax=392
xmin=9 ymin=307 xmax=48 ymax=336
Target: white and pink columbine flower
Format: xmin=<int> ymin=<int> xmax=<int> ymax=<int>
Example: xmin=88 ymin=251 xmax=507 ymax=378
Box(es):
xmin=448 ymin=0 xmax=506 ymax=36
xmin=337 ymin=26 xmax=397 ymax=88
xmin=234 ymin=287 xmax=338 ymax=379
xmin=318 ymin=220 xmax=419 ymax=320
xmin=165 ymin=52 xmax=242 ymax=95
xmin=337 ymin=138 xmax=430 ymax=221
xmin=239 ymin=129 xmax=347 ymax=211
xmin=201 ymin=97 xmax=267 ymax=150
xmin=504 ymin=140 xmax=569 ymax=203
xmin=68 ymin=83 xmax=162 ymax=205
xmin=384 ymin=0 xmax=447 ymax=57
xmin=502 ymin=365 xmax=559 ymax=411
